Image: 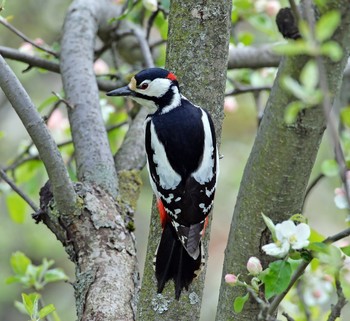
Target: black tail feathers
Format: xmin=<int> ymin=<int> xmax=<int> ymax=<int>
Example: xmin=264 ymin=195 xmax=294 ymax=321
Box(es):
xmin=155 ymin=222 xmax=203 ymax=299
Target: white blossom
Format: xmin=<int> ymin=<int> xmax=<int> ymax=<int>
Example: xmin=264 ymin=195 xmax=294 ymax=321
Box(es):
xmin=262 ymin=239 xmax=290 ymax=258
xmin=303 ymin=274 xmax=333 ymax=306
xmin=262 ymin=220 xmax=310 ymax=258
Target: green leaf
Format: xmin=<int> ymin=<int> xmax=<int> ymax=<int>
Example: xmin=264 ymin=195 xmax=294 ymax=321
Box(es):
xmin=37 ymin=95 xmax=59 ymax=112
xmin=10 ymin=252 xmax=31 ymax=275
xmin=309 ymin=227 xmax=325 ymax=243
xmin=5 ymin=275 xmax=23 ymax=285
xmin=39 ymin=304 xmax=56 ymax=319
xmin=315 ymin=244 xmax=343 ymax=274
xmin=238 ymin=32 xmax=254 ymax=46
xmin=340 ymin=267 xmax=350 ymax=300
xmin=284 ymin=101 xmax=303 ymax=124
xmin=260 ymin=260 xmax=292 ymax=299
xmin=52 ymin=311 xmax=62 ymax=321
xmin=315 ymin=10 xmax=341 ymax=42
xmin=289 ymin=213 xmax=307 ymax=224
xmin=321 ymin=41 xmax=343 ymax=61
xmin=6 ymin=193 xmax=27 ymax=223
xmin=287 ymin=258 xmax=304 ymax=273
xmin=115 ymin=0 xmax=134 ymax=21
xmin=340 ymin=245 xmax=350 ymax=256
xmin=308 ymin=242 xmax=328 ymax=253
xmin=233 ymin=293 xmax=249 ymax=313
xmin=321 ymin=159 xmax=338 ymax=177
xmin=261 ymin=213 xmax=276 ymax=240
xmin=341 ymin=107 xmax=350 ymax=127
xmin=22 ymin=293 xmax=39 ymax=316
xmin=282 ymin=76 xmax=307 ymax=101
xmin=298 ymin=20 xmax=312 ymax=42
xmin=14 ymin=300 xmax=28 ymax=315
xmin=300 ymin=60 xmax=318 ymax=90
xmin=44 ymin=268 xmax=69 ymax=283
xmin=273 ymin=40 xmax=309 ymax=56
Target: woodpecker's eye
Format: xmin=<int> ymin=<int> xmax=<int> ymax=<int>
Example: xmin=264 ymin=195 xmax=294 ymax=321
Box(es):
xmin=139 ymin=82 xmax=149 ymax=90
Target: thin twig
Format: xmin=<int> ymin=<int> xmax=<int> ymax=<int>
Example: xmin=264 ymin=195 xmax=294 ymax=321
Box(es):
xmin=131 ymin=28 xmax=154 ymax=68
xmin=146 ymin=9 xmax=159 ymax=41
xmin=0 ymin=16 xmax=58 ymax=58
xmin=225 ymin=85 xmax=272 ymax=96
xmin=0 ymin=168 xmax=39 ymax=212
xmin=302 ymin=173 xmax=325 ymax=211
xmin=0 ymin=55 xmax=76 ymax=215
xmin=282 ymin=312 xmax=295 ymax=321
xmin=296 ymin=280 xmax=311 ymax=321
xmin=4 ymin=121 xmax=128 ymax=172
xmin=327 ymin=280 xmax=348 ymax=321
xmin=288 ymin=0 xmax=301 ymax=25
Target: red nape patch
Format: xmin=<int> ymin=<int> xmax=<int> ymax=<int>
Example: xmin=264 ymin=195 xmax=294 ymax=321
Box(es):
xmin=166 ymin=72 xmax=177 ymax=81
xmin=157 ymin=199 xmax=169 ymax=229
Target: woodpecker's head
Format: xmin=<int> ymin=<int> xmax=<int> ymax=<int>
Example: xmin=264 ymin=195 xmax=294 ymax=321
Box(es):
xmin=107 ymin=68 xmax=181 ymax=111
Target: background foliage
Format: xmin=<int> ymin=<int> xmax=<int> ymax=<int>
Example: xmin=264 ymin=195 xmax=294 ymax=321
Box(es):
xmin=0 ymin=0 xmax=349 ymax=320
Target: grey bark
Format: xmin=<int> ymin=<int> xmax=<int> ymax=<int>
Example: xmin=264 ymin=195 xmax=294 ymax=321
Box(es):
xmin=136 ymin=0 xmax=232 ymax=320
xmin=216 ymin=1 xmax=350 ymax=320
xmin=60 ymin=0 xmax=119 ymax=197
xmin=0 ymin=54 xmax=77 ymax=215
xmin=1 ymin=1 xmax=142 ymax=320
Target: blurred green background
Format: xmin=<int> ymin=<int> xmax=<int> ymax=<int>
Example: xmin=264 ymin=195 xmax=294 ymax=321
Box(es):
xmin=1 ymin=1 xmax=349 ymax=321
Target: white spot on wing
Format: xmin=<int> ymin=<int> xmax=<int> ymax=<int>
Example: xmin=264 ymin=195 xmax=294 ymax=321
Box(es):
xmin=199 ymin=201 xmax=213 ymax=214
xmin=150 ymin=122 xmax=181 ymax=190
xmin=192 ymin=110 xmax=216 ymax=184
xmin=158 ymin=192 xmax=174 ymax=204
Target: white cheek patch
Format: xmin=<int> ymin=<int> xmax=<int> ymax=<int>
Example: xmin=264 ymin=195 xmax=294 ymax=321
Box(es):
xmin=136 ymin=78 xmax=172 ymax=98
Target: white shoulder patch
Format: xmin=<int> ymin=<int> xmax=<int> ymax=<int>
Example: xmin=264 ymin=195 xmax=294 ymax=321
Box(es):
xmin=191 ymin=110 xmax=216 ymax=184
xmin=150 ymin=121 xmax=181 ymax=190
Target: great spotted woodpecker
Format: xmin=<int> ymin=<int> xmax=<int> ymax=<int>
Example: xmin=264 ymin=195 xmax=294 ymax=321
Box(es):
xmin=107 ymin=68 xmax=219 ymax=299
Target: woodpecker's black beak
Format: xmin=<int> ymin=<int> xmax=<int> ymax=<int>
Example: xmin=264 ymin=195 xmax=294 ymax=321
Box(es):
xmin=106 ymin=86 xmax=134 ymax=97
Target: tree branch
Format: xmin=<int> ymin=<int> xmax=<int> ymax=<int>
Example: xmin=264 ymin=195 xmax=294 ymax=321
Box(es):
xmin=327 ymin=280 xmax=347 ymax=321
xmin=137 ymin=0 xmax=231 ymax=320
xmin=0 ymin=46 xmax=124 ymax=92
xmin=115 ymin=107 xmax=147 ymax=172
xmin=216 ymin=1 xmax=350 ymax=320
xmin=0 ymin=168 xmax=39 ymax=212
xmin=0 ymin=16 xmax=58 ymax=57
xmin=60 ymin=0 xmax=121 ymax=197
xmin=228 ymin=44 xmax=280 ymax=69
xmin=0 ymin=54 xmax=76 ymax=215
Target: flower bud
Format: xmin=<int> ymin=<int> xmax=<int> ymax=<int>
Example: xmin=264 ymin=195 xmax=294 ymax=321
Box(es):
xmin=142 ymin=0 xmax=158 ymax=12
xmin=247 ymin=257 xmax=262 ymax=275
xmin=225 ymin=273 xmax=238 ymax=286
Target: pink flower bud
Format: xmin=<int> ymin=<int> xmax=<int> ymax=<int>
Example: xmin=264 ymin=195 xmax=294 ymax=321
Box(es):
xmin=225 ymin=273 xmax=238 ymax=285
xmin=93 ymin=59 xmax=109 ymax=75
xmin=247 ymin=257 xmax=262 ymax=275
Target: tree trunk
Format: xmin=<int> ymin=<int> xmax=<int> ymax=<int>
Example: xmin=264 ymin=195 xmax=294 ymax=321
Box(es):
xmin=215 ymin=1 xmax=350 ymax=320
xmin=137 ymin=1 xmax=232 ymax=320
